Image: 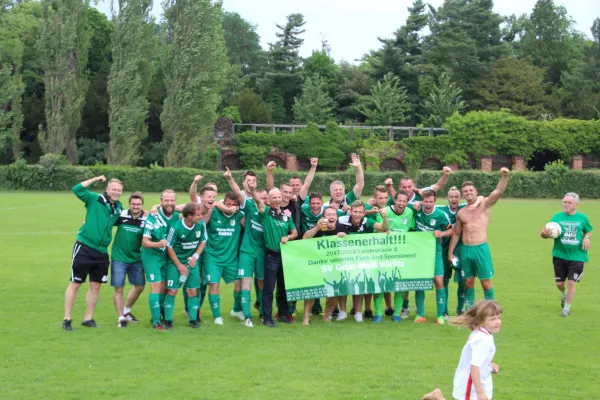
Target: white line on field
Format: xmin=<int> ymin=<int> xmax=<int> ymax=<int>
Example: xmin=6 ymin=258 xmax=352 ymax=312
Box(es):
xmin=0 ymin=232 xmax=72 ymax=235
xmin=0 ymin=202 xmax=75 ymax=211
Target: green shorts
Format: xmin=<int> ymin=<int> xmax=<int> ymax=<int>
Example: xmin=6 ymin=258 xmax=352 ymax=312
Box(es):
xmin=141 ymin=253 xmax=166 ymax=283
xmin=434 ymin=245 xmax=444 ymax=277
xmin=238 ymin=250 xmax=265 ymax=280
xmin=203 ymin=256 xmax=238 ymax=284
xmin=460 ymin=242 xmax=494 ymax=280
xmin=166 ymin=260 xmax=200 ymax=290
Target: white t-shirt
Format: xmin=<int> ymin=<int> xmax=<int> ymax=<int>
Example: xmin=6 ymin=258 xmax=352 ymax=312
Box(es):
xmin=453 ymin=327 xmax=496 ymax=400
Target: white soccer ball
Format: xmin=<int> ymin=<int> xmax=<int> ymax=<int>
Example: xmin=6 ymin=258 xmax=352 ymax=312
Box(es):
xmin=545 ymin=222 xmax=562 ymax=239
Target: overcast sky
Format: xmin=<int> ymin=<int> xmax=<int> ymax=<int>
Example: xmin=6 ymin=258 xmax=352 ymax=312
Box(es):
xmin=95 ymin=0 xmax=599 ymax=63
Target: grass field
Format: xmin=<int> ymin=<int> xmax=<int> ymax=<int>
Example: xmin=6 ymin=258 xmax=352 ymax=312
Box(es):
xmin=1 ymin=191 xmax=599 ymax=400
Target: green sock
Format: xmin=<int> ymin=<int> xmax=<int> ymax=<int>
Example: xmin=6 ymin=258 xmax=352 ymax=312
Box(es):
xmin=183 ymin=290 xmax=189 ymax=313
xmin=258 ymin=288 xmax=264 ymax=315
xmin=415 ymin=291 xmax=425 ymax=317
xmin=465 ymin=288 xmax=475 ymax=309
xmin=241 ymin=289 xmax=251 ymax=319
xmin=159 ymin=293 xmax=165 ymax=315
xmin=374 ymin=294 xmax=384 ymax=317
xmin=208 ymin=293 xmax=221 ymax=318
xmin=149 ymin=293 xmax=162 ymax=325
xmin=233 ymin=290 xmax=242 ymax=312
xmin=163 ymin=294 xmax=175 ymax=321
xmin=436 ymin=288 xmax=446 ymax=318
xmin=393 ymin=292 xmax=403 ymax=316
xmin=484 ymin=288 xmax=495 ymax=300
xmin=443 ymin=278 xmax=450 ymax=315
xmin=187 ymin=293 xmax=199 ymax=322
xmin=199 ymin=283 xmax=207 ymax=308
xmin=402 ymin=297 xmax=409 ymax=309
xmin=457 ymin=280 xmax=465 ymax=313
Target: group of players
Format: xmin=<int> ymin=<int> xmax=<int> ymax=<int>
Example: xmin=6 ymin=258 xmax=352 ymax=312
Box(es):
xmin=61 ymin=152 xmax=591 ymax=332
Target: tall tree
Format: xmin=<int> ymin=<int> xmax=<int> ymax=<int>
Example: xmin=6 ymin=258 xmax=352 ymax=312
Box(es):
xmin=221 ymin=11 xmax=261 ymax=75
xmin=358 ymin=73 xmax=410 ymax=125
xmin=107 ymin=0 xmax=155 ymax=165
xmin=334 ymin=61 xmax=374 ymax=123
xmin=39 ymin=0 xmax=90 ymax=163
xmin=160 ymin=0 xmax=227 ymax=167
xmin=303 ymin=49 xmax=339 ymax=96
xmin=293 ymin=76 xmax=334 ymax=123
xmin=420 ymin=72 xmax=466 ymax=127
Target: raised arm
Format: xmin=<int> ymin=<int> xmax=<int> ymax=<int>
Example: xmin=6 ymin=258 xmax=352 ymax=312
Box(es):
xmin=349 ymin=153 xmax=364 ymax=198
xmin=484 ymin=168 xmax=509 ymax=208
xmin=384 ymin=178 xmax=396 ymax=201
xmin=266 ymin=161 xmax=276 ymax=191
xmin=430 ymin=166 xmax=452 ymax=193
xmin=81 ymin=175 xmax=106 ymax=188
xmin=189 ymin=174 xmax=203 ymax=203
xmin=299 ymin=158 xmax=318 ymax=201
xmin=224 ymin=167 xmax=245 ymax=203
xmin=373 ymin=208 xmax=390 ymax=232
xmin=249 ymin=187 xmax=265 ymax=214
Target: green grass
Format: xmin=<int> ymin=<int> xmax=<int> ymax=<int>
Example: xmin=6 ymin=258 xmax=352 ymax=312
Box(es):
xmin=1 ymin=191 xmax=600 ymax=399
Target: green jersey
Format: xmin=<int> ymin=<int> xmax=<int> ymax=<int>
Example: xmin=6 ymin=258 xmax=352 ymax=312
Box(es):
xmin=550 ymin=212 xmax=593 ymax=262
xmin=166 ymin=219 xmax=207 ymax=263
xmin=377 ymin=205 xmax=414 ymax=232
xmin=141 ymin=208 xmax=180 ymax=261
xmin=240 ymin=197 xmax=264 ymax=253
xmin=436 ymin=204 xmax=466 ymax=247
xmin=413 ymin=206 xmax=451 ymax=248
xmin=387 ymin=187 xmax=429 ymax=207
xmin=73 ymin=183 xmax=123 ymax=253
xmin=301 ymin=204 xmax=324 ymax=233
xmin=323 ymin=190 xmax=358 ymax=209
xmin=111 ymin=210 xmax=146 ymax=263
xmin=204 ymin=207 xmax=244 ymax=264
xmin=260 ymin=206 xmax=296 ymax=252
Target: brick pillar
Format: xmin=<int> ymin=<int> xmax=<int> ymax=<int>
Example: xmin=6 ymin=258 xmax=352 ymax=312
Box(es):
xmin=480 ymin=156 xmax=492 ymax=172
xmin=571 ymin=154 xmax=583 ymax=170
xmin=285 ymin=153 xmax=298 ymax=171
xmin=448 ymin=162 xmax=459 ymax=171
xmin=512 ymin=156 xmax=525 ymax=171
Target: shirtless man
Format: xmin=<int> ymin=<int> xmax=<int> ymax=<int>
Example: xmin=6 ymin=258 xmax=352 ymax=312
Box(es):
xmin=448 ymin=168 xmax=509 ymax=309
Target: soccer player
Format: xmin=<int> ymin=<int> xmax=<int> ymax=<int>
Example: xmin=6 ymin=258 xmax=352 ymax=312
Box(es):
xmin=412 ymin=190 xmax=454 ymax=325
xmin=63 ymin=176 xmax=123 ymax=331
xmin=249 ymin=185 xmax=299 ymax=327
xmin=448 ymin=169 xmax=509 ymax=309
xmin=540 ymin=192 xmax=593 ymax=317
xmin=164 ymin=203 xmax=207 ymax=328
xmin=324 ymin=154 xmax=365 ymax=210
xmin=394 ymin=167 xmax=452 ymax=205
xmin=202 ymin=191 xmax=244 ymax=325
xmin=141 ymin=189 xmax=179 ymax=330
xmin=338 ymin=200 xmax=390 ymax=322
xmin=111 ymin=192 xmax=147 ymax=328
xmin=189 ymin=174 xmax=218 ymax=204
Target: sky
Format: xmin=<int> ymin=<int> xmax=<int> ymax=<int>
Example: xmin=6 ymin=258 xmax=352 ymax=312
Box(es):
xmin=95 ymin=0 xmax=600 ymax=63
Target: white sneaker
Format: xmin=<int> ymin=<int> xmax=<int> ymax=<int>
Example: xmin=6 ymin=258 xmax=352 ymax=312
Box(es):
xmin=354 ymin=312 xmax=363 ymax=322
xmin=336 ymin=311 xmax=348 ymax=321
xmin=400 ymin=308 xmax=409 ymax=319
xmin=230 ymin=309 xmax=245 ymax=321
xmin=214 ymin=317 xmax=224 ymax=325
xmin=244 ymin=318 xmax=254 ymax=328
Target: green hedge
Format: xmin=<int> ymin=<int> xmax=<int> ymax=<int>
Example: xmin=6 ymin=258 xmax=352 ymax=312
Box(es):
xmin=2 ymin=162 xmax=600 ymax=198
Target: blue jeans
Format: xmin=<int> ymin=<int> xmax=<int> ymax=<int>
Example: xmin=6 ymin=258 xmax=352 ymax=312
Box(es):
xmin=111 ymin=261 xmax=145 ymax=287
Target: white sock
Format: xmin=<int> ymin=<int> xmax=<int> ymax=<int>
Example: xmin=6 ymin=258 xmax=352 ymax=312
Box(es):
xmin=118 ymin=315 xmax=126 ymax=321
xmin=123 ymin=307 xmax=131 ymax=314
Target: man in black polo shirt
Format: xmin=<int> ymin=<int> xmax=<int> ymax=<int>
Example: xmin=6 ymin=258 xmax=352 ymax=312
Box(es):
xmin=249 ymin=186 xmax=298 ymax=327
xmin=63 ymin=175 xmax=123 ymax=331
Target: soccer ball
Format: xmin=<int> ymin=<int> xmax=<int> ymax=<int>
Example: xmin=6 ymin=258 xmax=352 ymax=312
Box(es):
xmin=545 ymin=222 xmax=562 ymax=239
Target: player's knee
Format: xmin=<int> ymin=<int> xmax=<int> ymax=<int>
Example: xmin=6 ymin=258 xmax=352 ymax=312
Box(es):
xmin=114 ymin=287 xmax=124 ymax=294
xmin=209 ymin=283 xmax=219 ymax=294
xmin=556 ymin=281 xmax=565 ymax=289
xmin=134 ymin=285 xmax=145 ymax=292
xmin=89 ymin=282 xmax=101 ymax=291
xmin=166 ymin=289 xmax=177 ymax=296
xmin=187 ymin=288 xmax=197 ymax=297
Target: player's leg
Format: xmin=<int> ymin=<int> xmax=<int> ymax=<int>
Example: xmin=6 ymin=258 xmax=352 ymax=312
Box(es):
xmin=414 ymin=291 xmax=426 ymax=322
xmin=373 ymin=293 xmax=384 ymax=323
xmin=84 ymin=260 xmax=109 ymax=325
xmin=124 ymin=261 xmax=145 ymax=321
xmin=204 ymin=259 xmax=224 ymax=323
xmin=225 ymin=260 xmax=244 ymax=320
xmin=303 ymin=299 xmax=315 ymax=326
xmin=455 ymin=271 xmax=465 ymax=315
xmin=434 ymin=248 xmax=446 ymax=324
xmin=262 ymin=253 xmax=278 ymax=326
xmin=111 ymin=261 xmax=127 ymax=327
xmin=364 ymin=294 xmax=373 ymax=318
xmin=475 ymin=243 xmax=495 ymax=300
xmin=401 ymin=291 xmax=410 ymax=319
xmin=255 ymin=252 xmax=265 ymax=319
xmin=275 ymin=257 xmax=291 ymax=323
xmin=563 ymin=261 xmax=584 ymax=316
xmin=352 ymin=295 xmax=364 ymax=322
xmin=421 ymin=388 xmax=446 ymax=400
xmin=185 ymin=266 xmax=201 ymax=327
xmin=163 ymin=262 xmax=182 ymax=327
xmin=461 ymin=245 xmax=476 ymax=308
xmin=240 ymin=277 xmax=254 ymax=327
xmin=384 ymin=292 xmax=393 ymax=316
xmin=442 ymin=255 xmax=453 ymax=316
xmin=392 ymin=292 xmax=403 ymax=322
xmin=323 ymin=296 xmax=338 ymax=322
xmin=64 ymin=282 xmax=82 ymax=324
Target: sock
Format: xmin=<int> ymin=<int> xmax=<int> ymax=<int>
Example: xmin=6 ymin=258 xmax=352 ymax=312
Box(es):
xmin=484 ymin=288 xmax=495 ymax=300
xmin=199 ymin=283 xmax=207 ymax=308
xmin=233 ymin=290 xmax=242 ymax=312
xmin=465 ymin=288 xmax=475 ymax=309
xmin=415 ymin=291 xmax=425 ymax=317
xmin=374 ymin=294 xmax=384 ymax=317
xmin=149 ymin=293 xmax=162 ymax=325
xmin=208 ymin=293 xmax=221 ymax=318
xmin=241 ymin=289 xmax=251 ymax=319
xmin=457 ymin=280 xmax=465 ymax=313
xmin=123 ymin=307 xmax=131 ymax=315
xmin=187 ymin=293 xmax=199 ymax=322
xmin=402 ymin=298 xmax=409 ymax=309
xmin=163 ymin=294 xmax=175 ymax=321
xmin=393 ymin=292 xmax=403 ymax=316
xmin=288 ymin=301 xmax=297 ymax=315
xmin=443 ymin=278 xmax=450 ymax=315
xmin=564 ymin=303 xmax=571 ymax=310
xmin=436 ymin=288 xmax=446 ymax=318
xmin=258 ymin=288 xmax=264 ymax=315
xmin=118 ymin=315 xmax=126 ymax=322
xmin=159 ymin=293 xmax=165 ymax=316
xmin=183 ymin=290 xmax=189 ymax=313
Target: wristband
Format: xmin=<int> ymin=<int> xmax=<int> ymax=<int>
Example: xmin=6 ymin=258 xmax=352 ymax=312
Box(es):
xmin=584 ymin=235 xmax=591 ymax=239
xmin=192 ymin=253 xmax=199 ymax=260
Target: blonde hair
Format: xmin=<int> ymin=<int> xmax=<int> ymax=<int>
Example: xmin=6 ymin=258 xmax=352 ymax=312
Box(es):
xmin=160 ymin=189 xmax=176 ymax=199
xmin=449 ymin=300 xmax=502 ymax=330
xmin=107 ymin=178 xmax=123 ymax=187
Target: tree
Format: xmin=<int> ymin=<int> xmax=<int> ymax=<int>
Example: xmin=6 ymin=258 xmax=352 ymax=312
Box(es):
xmin=358 ymin=73 xmax=410 ymax=125
xmin=303 ymin=49 xmax=339 ymax=96
xmin=107 ymin=0 xmax=155 ymax=165
xmin=160 ymin=0 xmax=227 ymax=167
xmin=221 ymin=11 xmax=261 ymax=75
xmin=476 ymin=57 xmax=549 ymax=119
xmin=230 ymin=88 xmax=270 ymax=123
xmin=335 ymin=61 xmax=374 ymax=122
xmin=420 ymin=72 xmax=466 ymax=127
xmin=293 ymin=76 xmax=334 ymax=123
xmin=39 ymin=0 xmax=90 ymax=163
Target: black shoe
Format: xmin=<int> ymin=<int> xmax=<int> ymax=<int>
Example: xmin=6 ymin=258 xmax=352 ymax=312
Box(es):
xmin=254 ymin=301 xmax=260 ymax=311
xmin=263 ymin=320 xmax=277 ymax=328
xmin=311 ymin=307 xmax=321 ymax=316
xmin=117 ymin=319 xmax=128 ymax=328
xmin=164 ymin=320 xmax=173 ymax=329
xmin=364 ymin=309 xmax=373 ymax=319
xmin=153 ymin=322 xmax=166 ymax=331
xmin=277 ymin=315 xmax=292 ymax=324
xmin=189 ymin=320 xmax=199 ymax=329
xmin=332 ymin=308 xmax=339 ymax=317
xmin=350 ymin=307 xmax=356 ymax=315
xmin=124 ymin=312 xmax=139 ymax=323
xmin=81 ymin=319 xmax=97 ymax=328
xmin=62 ymin=319 xmax=72 ymax=331
xmin=384 ymin=307 xmax=394 ymax=316
xmin=196 ymin=316 xmax=202 ymax=324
